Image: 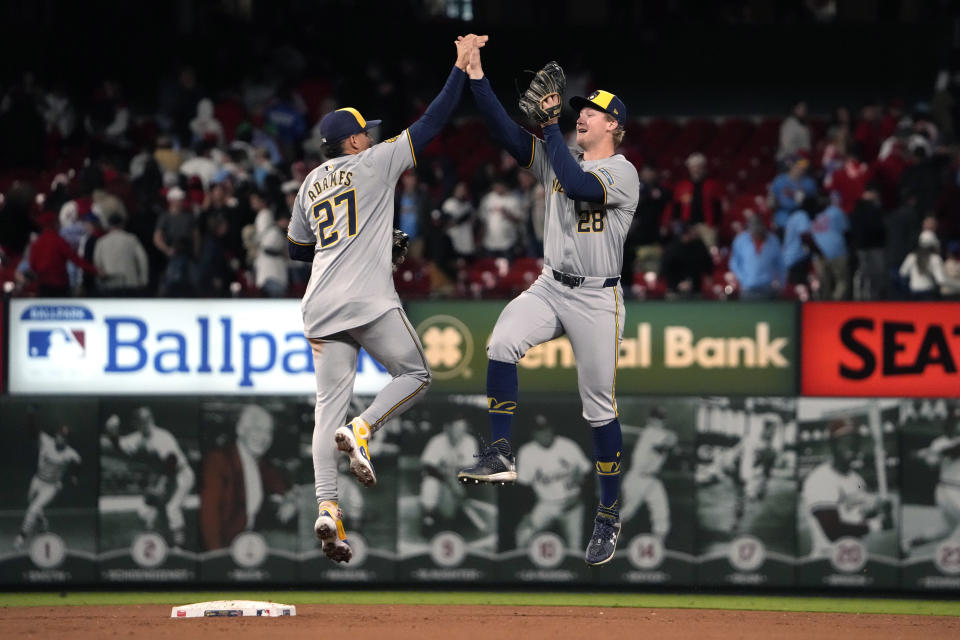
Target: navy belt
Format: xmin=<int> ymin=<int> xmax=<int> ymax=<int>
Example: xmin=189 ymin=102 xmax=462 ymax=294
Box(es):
xmin=552 ymin=269 xmax=620 ymax=289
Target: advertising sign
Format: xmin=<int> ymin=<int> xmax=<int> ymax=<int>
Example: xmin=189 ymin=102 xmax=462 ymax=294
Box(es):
xmin=695 ymin=397 xmax=797 ymax=587
xmin=98 ymin=399 xmax=200 ymax=582
xmin=898 ymin=398 xmax=960 ymax=590
xmin=0 ymin=398 xmax=99 ymax=585
xmin=795 ymin=398 xmax=900 ymax=589
xmin=406 ymin=301 xmax=797 ymax=396
xmin=298 ymin=394 xmax=397 ymax=583
xmin=495 ymin=396 xmax=595 ymax=583
xmin=802 ymin=302 xmax=960 ymax=398
xmin=197 ymin=398 xmax=300 ymax=583
xmin=8 ymin=300 xmax=390 ymax=395
xmin=593 ymin=397 xmax=698 ymax=586
xmin=396 ymin=397 xmax=498 ymax=582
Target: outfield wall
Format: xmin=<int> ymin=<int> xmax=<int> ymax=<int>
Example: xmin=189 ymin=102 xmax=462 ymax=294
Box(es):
xmin=0 ymin=298 xmax=958 ymax=590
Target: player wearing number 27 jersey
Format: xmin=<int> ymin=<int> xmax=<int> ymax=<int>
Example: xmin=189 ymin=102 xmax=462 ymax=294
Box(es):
xmin=286 ymin=35 xmax=488 ymax=564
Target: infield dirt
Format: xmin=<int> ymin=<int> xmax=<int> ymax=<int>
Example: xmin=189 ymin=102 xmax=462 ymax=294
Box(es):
xmin=1 ymin=604 xmax=958 ymax=639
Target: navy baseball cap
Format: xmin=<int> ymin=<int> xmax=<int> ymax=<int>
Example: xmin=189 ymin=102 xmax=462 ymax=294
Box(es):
xmin=319 ymin=107 xmax=382 ymax=143
xmin=569 ymin=90 xmax=627 ymax=127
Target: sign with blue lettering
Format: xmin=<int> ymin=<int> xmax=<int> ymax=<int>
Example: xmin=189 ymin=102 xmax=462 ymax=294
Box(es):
xmin=9 ymin=300 xmax=390 ymax=395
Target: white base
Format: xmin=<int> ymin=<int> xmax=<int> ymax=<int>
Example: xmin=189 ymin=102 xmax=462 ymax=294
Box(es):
xmin=170 ymin=600 xmax=296 ymax=618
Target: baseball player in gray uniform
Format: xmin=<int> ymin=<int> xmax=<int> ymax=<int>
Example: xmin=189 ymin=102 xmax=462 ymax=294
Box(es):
xmin=455 ymin=40 xmax=640 ymax=565
xmin=287 ymin=34 xmax=487 ymax=563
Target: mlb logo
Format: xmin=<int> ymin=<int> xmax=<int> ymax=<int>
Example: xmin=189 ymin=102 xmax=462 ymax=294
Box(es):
xmin=28 ymin=328 xmax=85 ymax=359
xmin=176 ymin=610 xmax=186 ymax=617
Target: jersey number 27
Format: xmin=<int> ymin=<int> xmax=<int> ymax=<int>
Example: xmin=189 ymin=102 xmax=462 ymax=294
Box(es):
xmin=312 ymin=189 xmax=358 ymax=248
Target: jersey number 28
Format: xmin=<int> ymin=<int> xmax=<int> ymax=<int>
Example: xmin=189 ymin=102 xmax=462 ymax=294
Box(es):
xmin=312 ymin=189 xmax=358 ymax=248
xmin=577 ymin=210 xmax=604 ymax=233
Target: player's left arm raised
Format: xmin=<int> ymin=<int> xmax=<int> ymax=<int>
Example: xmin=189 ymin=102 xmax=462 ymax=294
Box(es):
xmin=404 ymin=34 xmax=487 ymax=157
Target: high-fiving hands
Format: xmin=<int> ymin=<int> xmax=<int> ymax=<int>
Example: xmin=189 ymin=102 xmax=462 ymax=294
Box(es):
xmin=455 ymin=34 xmax=488 ymax=72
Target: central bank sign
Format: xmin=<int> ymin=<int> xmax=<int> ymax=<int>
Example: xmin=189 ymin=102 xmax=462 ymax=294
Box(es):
xmin=410 ymin=301 xmax=797 ymax=395
xmin=9 ymin=300 xmax=390 ymax=395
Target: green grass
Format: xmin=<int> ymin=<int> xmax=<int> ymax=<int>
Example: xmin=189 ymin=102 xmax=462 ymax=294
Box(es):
xmin=0 ymin=591 xmax=958 ymax=616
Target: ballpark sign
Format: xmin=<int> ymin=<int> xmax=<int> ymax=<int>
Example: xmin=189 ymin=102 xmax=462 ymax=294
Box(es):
xmin=802 ymin=302 xmax=960 ymax=397
xmin=8 ymin=300 xmax=390 ymax=395
xmin=407 ymin=301 xmax=797 ymax=395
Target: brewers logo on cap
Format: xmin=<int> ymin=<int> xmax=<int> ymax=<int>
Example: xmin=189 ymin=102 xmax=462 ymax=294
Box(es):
xmin=569 ymin=90 xmax=627 ymax=127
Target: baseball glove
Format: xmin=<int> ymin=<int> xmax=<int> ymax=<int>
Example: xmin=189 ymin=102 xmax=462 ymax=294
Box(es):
xmin=518 ymin=61 xmax=566 ymax=125
xmin=392 ymin=229 xmax=409 ymax=271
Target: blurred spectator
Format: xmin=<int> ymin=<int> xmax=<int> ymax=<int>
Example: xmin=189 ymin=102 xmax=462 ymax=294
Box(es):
xmin=265 ymin=88 xmax=307 ymax=158
xmin=78 ymin=212 xmax=105 ymax=294
xmin=624 ymin=164 xmax=671 ymax=281
xmin=94 ymin=213 xmax=149 ymax=295
xmin=203 ymin=179 xmax=244 ymax=259
xmin=782 ymin=205 xmax=813 ymax=289
xmin=516 ymin=171 xmax=543 ymax=257
xmin=809 ymin=199 xmax=850 ymax=300
xmin=396 ymin=170 xmax=428 ymax=257
xmin=730 ymin=217 xmax=784 ymax=300
xmin=872 ymin=136 xmax=910 ymax=210
xmin=898 ymin=134 xmax=941 ymax=217
xmin=824 ymin=146 xmax=871 ymax=214
xmin=943 ymin=242 xmax=960 ymax=299
xmin=878 ymin=98 xmax=904 ymax=141
xmin=660 ymin=224 xmax=713 ymax=298
xmin=853 ymin=103 xmax=882 ymax=162
xmin=931 ymin=70 xmax=955 ymax=145
xmin=154 ymin=135 xmax=182 ymax=174
xmin=778 ymin=100 xmax=811 ymax=161
xmin=27 ymin=211 xmax=98 ymax=296
xmin=197 ymin=212 xmax=232 ymax=296
xmin=884 ymin=189 xmax=922 ymax=292
xmin=899 ymin=230 xmax=945 ymax=300
xmin=42 ymin=85 xmax=76 ymax=141
xmin=189 ymin=98 xmax=225 ymax=146
xmin=154 ymin=186 xmax=199 ymax=262
xmin=849 ymin=185 xmax=887 ymax=299
xmin=158 ymin=235 xmax=199 ymax=297
xmin=441 ymin=182 xmax=476 ymax=260
xmin=770 ymin=152 xmax=817 ymax=229
xmin=477 ymin=180 xmax=523 ymax=258
xmin=664 ymin=152 xmax=723 ymax=247
xmin=180 ymin=140 xmax=219 ymax=189
xmin=252 ymin=207 xmax=289 ymax=298
xmin=821 ymin=106 xmax=851 ymax=181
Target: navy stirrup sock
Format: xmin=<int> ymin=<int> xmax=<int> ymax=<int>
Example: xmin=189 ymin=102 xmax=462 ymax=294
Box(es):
xmin=593 ymin=418 xmax=623 ymax=518
xmin=487 ymin=360 xmax=518 ymax=452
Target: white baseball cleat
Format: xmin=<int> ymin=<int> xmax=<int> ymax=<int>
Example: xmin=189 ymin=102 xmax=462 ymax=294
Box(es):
xmin=315 ymin=500 xmax=352 ymax=564
xmin=335 ymin=417 xmax=377 ymax=487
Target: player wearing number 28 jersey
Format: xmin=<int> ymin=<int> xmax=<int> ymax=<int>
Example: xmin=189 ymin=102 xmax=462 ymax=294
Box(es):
xmin=286 ymin=34 xmax=489 ymax=563
xmin=455 ymin=40 xmax=640 ymax=566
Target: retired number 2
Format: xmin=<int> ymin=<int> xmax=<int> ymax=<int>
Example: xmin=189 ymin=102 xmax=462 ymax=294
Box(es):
xmin=312 ymin=189 xmax=358 ymax=248
xmin=577 ymin=210 xmax=604 ymax=233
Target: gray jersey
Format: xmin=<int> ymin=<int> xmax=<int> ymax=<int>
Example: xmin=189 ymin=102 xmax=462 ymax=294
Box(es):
xmin=288 ymin=129 xmax=416 ymax=337
xmin=526 ymin=139 xmax=640 ymax=278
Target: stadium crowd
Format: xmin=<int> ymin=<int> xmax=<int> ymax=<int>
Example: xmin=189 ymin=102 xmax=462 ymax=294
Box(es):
xmin=2 ymin=63 xmax=960 ymax=302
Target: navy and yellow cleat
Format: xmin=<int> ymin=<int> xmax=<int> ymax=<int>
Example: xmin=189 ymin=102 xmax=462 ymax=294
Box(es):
xmin=585 ymin=509 xmax=621 ymax=566
xmin=315 ymin=500 xmax=352 ymax=563
xmin=457 ymin=439 xmax=517 ymax=485
xmin=335 ymin=417 xmax=377 ymax=487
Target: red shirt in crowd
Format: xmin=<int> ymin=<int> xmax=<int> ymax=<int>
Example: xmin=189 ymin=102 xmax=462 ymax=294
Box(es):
xmin=663 ymin=178 xmax=725 ymax=227
xmin=824 ymin=160 xmax=872 ymax=214
xmin=28 ymin=228 xmax=97 ymax=288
